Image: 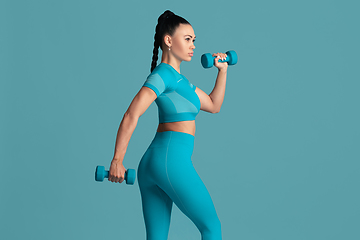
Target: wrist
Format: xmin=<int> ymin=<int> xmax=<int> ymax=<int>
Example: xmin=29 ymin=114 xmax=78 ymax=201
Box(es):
xmin=113 ymin=151 xmax=125 ymax=163
xmin=112 ymin=157 xmax=123 ymax=164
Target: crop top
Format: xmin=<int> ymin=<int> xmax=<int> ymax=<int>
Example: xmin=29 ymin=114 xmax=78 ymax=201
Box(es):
xmin=143 ymin=62 xmax=201 ymax=123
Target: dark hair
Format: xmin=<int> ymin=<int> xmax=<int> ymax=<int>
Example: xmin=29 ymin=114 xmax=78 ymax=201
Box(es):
xmin=151 ymin=10 xmax=190 ymax=73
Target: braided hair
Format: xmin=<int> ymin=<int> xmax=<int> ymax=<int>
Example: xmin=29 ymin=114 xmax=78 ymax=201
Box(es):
xmin=151 ymin=10 xmax=190 ymax=73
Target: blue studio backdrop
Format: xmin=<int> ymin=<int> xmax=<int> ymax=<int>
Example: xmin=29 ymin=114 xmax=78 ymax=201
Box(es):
xmin=1 ymin=0 xmax=359 ymax=239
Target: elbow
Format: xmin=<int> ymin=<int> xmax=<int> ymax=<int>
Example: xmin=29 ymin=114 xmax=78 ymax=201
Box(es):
xmin=124 ymin=111 xmax=140 ymax=122
xmin=212 ymin=107 xmax=220 ymax=114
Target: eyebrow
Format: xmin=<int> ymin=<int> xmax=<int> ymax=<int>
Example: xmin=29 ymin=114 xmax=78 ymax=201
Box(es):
xmin=185 ymin=35 xmax=196 ymax=38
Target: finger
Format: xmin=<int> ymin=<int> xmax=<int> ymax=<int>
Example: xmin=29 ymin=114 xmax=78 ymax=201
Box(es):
xmin=117 ymin=176 xmax=123 ymax=183
xmin=110 ymin=175 xmax=117 ymax=183
xmin=119 ymin=173 xmax=125 ymax=183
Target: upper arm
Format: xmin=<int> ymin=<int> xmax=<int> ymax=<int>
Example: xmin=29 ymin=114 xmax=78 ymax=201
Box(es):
xmin=125 ymin=86 xmax=157 ymax=118
xmin=126 ymin=71 xmax=171 ymax=118
xmin=195 ymin=86 xmax=217 ymax=113
xmin=142 ymin=71 xmax=173 ymax=97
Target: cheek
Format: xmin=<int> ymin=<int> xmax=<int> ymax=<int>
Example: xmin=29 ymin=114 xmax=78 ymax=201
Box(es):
xmin=175 ymin=45 xmax=186 ymax=54
xmin=182 ymin=43 xmax=190 ymax=52
xmin=173 ymin=41 xmax=189 ymax=55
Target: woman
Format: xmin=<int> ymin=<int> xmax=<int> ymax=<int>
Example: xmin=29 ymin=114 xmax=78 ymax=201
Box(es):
xmin=108 ymin=10 xmax=228 ymax=240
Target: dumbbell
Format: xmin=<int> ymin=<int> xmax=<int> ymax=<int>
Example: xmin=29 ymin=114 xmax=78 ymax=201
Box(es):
xmin=95 ymin=165 xmax=136 ymax=185
xmin=201 ymin=50 xmax=238 ymax=68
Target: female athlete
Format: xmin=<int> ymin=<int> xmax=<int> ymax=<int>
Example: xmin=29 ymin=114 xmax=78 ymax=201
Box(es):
xmin=108 ymin=10 xmax=228 ymax=240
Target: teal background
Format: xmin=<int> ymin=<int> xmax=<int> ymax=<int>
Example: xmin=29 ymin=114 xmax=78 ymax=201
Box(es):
xmin=1 ymin=0 xmax=359 ymax=239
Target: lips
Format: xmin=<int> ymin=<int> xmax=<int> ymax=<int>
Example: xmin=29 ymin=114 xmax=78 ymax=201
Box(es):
xmin=189 ymin=52 xmax=193 ymax=56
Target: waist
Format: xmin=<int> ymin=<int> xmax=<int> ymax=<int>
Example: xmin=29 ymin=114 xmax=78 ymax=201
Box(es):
xmin=157 ymin=120 xmax=195 ymax=136
xmin=149 ymin=131 xmax=195 ymax=151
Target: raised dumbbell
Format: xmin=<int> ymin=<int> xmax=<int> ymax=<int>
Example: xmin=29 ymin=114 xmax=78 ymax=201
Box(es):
xmin=201 ymin=50 xmax=238 ymax=68
xmin=95 ymin=165 xmax=136 ymax=185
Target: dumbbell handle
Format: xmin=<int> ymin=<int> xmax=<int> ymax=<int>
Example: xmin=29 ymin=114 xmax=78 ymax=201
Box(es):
xmin=103 ymin=169 xmax=125 ymax=179
xmin=212 ymin=55 xmax=230 ymax=63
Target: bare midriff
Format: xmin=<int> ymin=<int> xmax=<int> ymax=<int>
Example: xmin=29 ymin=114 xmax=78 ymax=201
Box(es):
xmin=157 ymin=120 xmax=196 ymax=136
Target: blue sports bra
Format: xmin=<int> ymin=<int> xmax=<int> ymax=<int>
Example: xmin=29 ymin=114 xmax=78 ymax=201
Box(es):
xmin=143 ymin=62 xmax=201 ymax=123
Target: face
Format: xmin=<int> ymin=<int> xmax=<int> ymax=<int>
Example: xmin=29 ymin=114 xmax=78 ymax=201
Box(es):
xmin=164 ymin=23 xmax=196 ymax=61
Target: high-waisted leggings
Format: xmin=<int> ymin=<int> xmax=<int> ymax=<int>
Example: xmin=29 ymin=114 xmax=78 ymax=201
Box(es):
xmin=137 ymin=131 xmax=222 ymax=240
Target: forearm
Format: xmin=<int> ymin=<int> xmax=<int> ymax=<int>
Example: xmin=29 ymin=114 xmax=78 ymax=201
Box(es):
xmin=209 ymin=69 xmax=227 ymax=113
xmin=112 ymin=112 xmax=139 ymax=163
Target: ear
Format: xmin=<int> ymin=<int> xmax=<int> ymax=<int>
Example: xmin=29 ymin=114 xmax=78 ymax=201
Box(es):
xmin=163 ymin=34 xmax=172 ymax=47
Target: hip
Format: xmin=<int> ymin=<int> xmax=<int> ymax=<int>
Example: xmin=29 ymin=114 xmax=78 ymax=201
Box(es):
xmin=138 ymin=130 xmax=195 ymax=183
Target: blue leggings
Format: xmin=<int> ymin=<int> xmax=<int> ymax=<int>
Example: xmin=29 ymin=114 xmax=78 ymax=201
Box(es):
xmin=137 ymin=131 xmax=222 ymax=240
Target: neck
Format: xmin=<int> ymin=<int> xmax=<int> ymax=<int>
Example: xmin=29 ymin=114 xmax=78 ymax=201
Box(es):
xmin=161 ymin=52 xmax=181 ymax=74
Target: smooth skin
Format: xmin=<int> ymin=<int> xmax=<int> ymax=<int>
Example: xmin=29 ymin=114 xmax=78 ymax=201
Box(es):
xmin=109 ymin=23 xmax=228 ymax=183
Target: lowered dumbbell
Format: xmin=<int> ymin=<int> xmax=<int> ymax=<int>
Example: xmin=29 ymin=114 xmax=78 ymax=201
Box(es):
xmin=201 ymin=50 xmax=238 ymax=68
xmin=95 ymin=165 xmax=136 ymax=185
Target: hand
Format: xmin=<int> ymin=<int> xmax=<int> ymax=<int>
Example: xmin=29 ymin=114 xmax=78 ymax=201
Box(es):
xmin=108 ymin=159 xmax=127 ymax=183
xmin=212 ymin=52 xmax=228 ymax=71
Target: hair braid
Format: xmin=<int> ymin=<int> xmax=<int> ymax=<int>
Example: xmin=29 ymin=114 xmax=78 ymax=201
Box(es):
xmin=151 ymin=35 xmax=160 ymax=73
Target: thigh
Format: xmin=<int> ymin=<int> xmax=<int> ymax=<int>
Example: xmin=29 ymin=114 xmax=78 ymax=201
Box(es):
xmin=161 ymin=145 xmax=221 ymax=232
xmin=138 ymin=182 xmax=173 ymax=240
xmin=138 ymin=147 xmax=174 ymax=240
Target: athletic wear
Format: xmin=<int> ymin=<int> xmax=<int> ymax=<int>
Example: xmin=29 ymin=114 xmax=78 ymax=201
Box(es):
xmin=138 ymin=63 xmax=221 ymax=239
xmin=143 ymin=62 xmax=201 ymax=123
xmin=138 ymin=131 xmax=222 ymax=240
